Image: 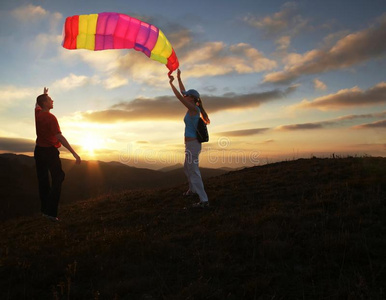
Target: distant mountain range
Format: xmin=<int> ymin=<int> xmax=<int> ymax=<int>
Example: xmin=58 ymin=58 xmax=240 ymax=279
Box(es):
xmin=0 ymin=153 xmax=228 ymax=221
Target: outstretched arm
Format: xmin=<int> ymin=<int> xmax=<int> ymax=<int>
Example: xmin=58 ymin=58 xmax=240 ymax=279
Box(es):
xmin=176 ymin=69 xmax=186 ymax=93
xmin=169 ymin=75 xmax=196 ymax=111
xmin=55 ymin=133 xmax=81 ymax=164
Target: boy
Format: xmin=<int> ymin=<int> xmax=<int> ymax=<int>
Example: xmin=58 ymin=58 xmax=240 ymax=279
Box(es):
xmin=34 ymin=87 xmax=81 ymax=221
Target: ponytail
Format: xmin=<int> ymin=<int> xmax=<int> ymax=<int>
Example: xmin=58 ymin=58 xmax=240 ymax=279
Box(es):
xmin=197 ymin=98 xmax=210 ymax=124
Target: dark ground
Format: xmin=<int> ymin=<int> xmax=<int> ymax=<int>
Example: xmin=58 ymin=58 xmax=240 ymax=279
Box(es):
xmin=1 ymin=157 xmax=385 ymax=299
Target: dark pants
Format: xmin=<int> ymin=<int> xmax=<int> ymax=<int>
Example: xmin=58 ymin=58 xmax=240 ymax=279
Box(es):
xmin=34 ymin=146 xmax=65 ymax=217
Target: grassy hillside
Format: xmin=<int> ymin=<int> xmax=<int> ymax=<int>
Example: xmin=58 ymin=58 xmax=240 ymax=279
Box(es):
xmin=0 ymin=157 xmax=385 ymax=299
xmin=0 ymin=154 xmax=226 ymax=221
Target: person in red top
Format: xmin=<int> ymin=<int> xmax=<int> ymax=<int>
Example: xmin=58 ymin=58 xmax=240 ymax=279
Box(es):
xmin=34 ymin=87 xmax=81 ymax=221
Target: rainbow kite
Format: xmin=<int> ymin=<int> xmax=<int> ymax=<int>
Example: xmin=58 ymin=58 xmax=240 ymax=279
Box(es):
xmin=62 ymin=12 xmax=179 ymax=74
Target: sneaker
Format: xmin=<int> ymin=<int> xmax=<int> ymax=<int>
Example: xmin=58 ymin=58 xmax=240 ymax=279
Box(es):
xmin=192 ymin=201 xmax=209 ymax=208
xmin=48 ymin=216 xmax=60 ymax=222
xmin=43 ymin=214 xmax=60 ymax=222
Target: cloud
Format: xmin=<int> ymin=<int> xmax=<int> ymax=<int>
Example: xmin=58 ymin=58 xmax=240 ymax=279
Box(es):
xmin=61 ymin=49 xmax=123 ymax=72
xmin=184 ymin=41 xmax=277 ymax=76
xmin=10 ymin=5 xmax=63 ymax=59
xmin=117 ymin=41 xmax=277 ymax=83
xmin=59 ymin=50 xmax=138 ymax=88
xmin=114 ymin=51 xmax=172 ymax=87
xmin=229 ymin=43 xmax=278 ymax=73
xmin=49 ymin=12 xmax=63 ymax=29
xmin=204 ymin=85 xmax=298 ymax=113
xmin=82 ymin=86 xmax=298 ymax=123
xmin=216 ymin=128 xmax=270 ymax=137
xmin=336 ymin=111 xmax=386 ymax=121
xmin=0 ymin=137 xmax=35 ymax=152
xmin=60 ymin=46 xmax=169 ymax=88
xmin=33 ymin=33 xmax=62 ymax=48
xmin=221 ymin=111 xmax=386 ymax=135
xmin=275 ymin=36 xmax=291 ymax=52
xmin=292 ymin=82 xmax=386 ymax=110
xmin=277 ymin=111 xmax=386 ymax=131
xmin=353 ymin=120 xmax=386 ymax=129
xmin=51 ymin=74 xmax=101 ymax=91
xmin=264 ymin=15 xmax=386 ymax=83
xmin=263 ymin=139 xmax=275 ymax=144
xmin=11 ymin=4 xmax=62 ymax=31
xmin=166 ymin=29 xmax=193 ymax=50
xmin=277 ymin=123 xmax=324 ymax=130
xmin=57 ymin=20 xmax=276 ymax=90
xmin=67 ymin=25 xmax=277 ymax=88
xmin=11 ymin=4 xmax=47 ymax=21
xmin=0 ymin=86 xmax=35 ymax=100
xmin=313 ymin=78 xmax=327 ymax=91
xmin=322 ymin=30 xmax=351 ymax=48
xmin=244 ymin=2 xmax=310 ymax=37
xmin=0 ymin=86 xmax=36 ymax=111
xmin=103 ymin=74 xmax=129 ymax=90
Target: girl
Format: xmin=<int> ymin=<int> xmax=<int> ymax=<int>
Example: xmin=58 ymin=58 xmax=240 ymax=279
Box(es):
xmin=169 ymin=69 xmax=210 ymax=207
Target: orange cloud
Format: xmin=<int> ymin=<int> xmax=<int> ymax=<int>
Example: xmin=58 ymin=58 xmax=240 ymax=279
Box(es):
xmin=313 ymin=78 xmax=327 ymax=91
xmin=217 ymin=111 xmax=386 ymax=136
xmin=82 ymin=86 xmax=297 ymax=123
xmin=353 ymin=120 xmax=386 ymax=129
xmin=111 ymin=32 xmax=277 ymax=84
xmin=292 ymin=82 xmax=386 ymax=110
xmin=216 ymin=128 xmax=270 ymax=137
xmin=264 ymin=16 xmax=386 ymax=83
xmin=278 ymin=111 xmax=386 ymax=131
xmin=244 ymin=2 xmax=310 ymax=37
xmin=277 ymin=123 xmax=324 ymax=131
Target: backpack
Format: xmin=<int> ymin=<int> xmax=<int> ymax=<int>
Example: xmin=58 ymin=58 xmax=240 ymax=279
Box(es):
xmin=196 ymin=118 xmax=209 ymax=143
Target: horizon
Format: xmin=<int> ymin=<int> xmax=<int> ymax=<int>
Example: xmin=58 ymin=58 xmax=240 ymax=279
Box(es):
xmin=0 ymin=151 xmax=381 ymax=172
xmin=0 ymin=0 xmax=385 ymax=169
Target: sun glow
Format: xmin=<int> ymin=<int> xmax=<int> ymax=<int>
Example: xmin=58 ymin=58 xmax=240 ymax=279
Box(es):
xmin=79 ymin=134 xmax=104 ymax=157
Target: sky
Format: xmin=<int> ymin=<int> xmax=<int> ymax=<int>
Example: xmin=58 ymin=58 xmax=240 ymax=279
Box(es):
xmin=0 ymin=0 xmax=385 ymax=169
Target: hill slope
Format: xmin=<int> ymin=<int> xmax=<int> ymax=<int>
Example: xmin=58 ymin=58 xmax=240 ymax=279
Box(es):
xmin=0 ymin=153 xmax=226 ymax=221
xmin=0 ymin=157 xmax=385 ymax=299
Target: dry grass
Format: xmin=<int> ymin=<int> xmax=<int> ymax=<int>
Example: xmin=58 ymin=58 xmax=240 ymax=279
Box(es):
xmin=1 ymin=157 xmax=385 ymax=299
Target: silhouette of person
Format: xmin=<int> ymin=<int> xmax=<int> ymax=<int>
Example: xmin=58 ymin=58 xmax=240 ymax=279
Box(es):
xmin=34 ymin=87 xmax=81 ymax=221
xmin=169 ymin=69 xmax=210 ymax=208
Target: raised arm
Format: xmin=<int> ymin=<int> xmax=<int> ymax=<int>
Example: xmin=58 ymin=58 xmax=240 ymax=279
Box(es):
xmin=169 ymin=75 xmax=197 ymax=111
xmin=55 ymin=133 xmax=81 ymax=164
xmin=176 ymin=69 xmax=186 ymax=93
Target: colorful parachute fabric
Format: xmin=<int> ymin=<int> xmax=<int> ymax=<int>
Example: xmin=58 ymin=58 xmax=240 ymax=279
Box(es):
xmin=62 ymin=12 xmax=179 ymax=74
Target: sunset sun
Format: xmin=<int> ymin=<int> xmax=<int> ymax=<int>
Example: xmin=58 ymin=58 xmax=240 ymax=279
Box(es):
xmin=79 ymin=134 xmax=104 ymax=156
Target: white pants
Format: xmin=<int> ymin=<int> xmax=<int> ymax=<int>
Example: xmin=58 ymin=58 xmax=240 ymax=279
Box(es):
xmin=184 ymin=140 xmax=208 ymax=203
